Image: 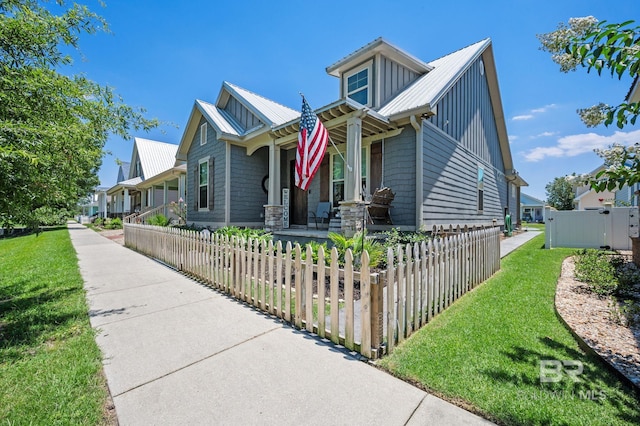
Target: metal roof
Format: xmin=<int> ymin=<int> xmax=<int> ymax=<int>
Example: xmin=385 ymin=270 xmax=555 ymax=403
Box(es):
xmin=378 ymin=39 xmax=490 ymax=117
xmin=326 ymin=37 xmax=432 ymax=77
xmin=197 ymin=99 xmax=243 ymax=136
xmin=224 ymin=82 xmax=299 ymax=127
xmin=132 ymin=138 xmax=179 ymax=180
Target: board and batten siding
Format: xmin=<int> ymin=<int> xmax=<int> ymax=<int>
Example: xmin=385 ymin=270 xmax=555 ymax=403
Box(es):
xmin=223 ymin=96 xmax=262 ymax=131
xmin=428 ymin=58 xmax=504 ymax=172
xmin=422 ymin=121 xmax=507 ymax=226
xmin=186 ymin=116 xmax=226 ymax=224
xmin=381 ymin=128 xmax=415 ymax=226
xmin=229 ymin=145 xmax=269 ymax=222
xmin=378 ymin=56 xmax=420 ymax=108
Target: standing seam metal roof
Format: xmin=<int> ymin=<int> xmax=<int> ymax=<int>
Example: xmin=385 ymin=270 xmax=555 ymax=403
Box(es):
xmin=132 ymin=138 xmax=179 ymax=180
xmin=377 ymin=39 xmax=491 ymax=117
xmin=224 ymin=82 xmax=299 ymax=126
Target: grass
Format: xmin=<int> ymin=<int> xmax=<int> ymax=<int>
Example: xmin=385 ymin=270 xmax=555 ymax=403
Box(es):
xmin=0 ymin=227 xmax=108 ymax=424
xmin=377 ymin=235 xmax=640 ymax=425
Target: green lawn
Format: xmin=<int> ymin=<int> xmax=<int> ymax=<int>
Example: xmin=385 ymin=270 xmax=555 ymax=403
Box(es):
xmin=0 ymin=227 xmax=108 ymax=424
xmin=378 ymin=235 xmax=640 ymax=425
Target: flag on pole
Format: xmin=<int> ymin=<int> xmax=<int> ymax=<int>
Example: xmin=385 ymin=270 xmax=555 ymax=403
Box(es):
xmin=295 ymin=97 xmax=329 ymax=191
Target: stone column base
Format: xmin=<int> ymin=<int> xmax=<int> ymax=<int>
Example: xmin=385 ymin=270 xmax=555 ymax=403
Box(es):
xmin=340 ymin=201 xmax=366 ymax=237
xmin=264 ymin=205 xmax=284 ymax=232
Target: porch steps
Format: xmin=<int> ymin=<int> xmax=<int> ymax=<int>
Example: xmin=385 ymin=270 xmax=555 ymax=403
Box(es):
xmin=328 ymin=218 xmax=341 ymax=233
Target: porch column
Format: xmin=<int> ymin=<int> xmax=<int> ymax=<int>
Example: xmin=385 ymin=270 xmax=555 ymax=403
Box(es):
xmin=268 ymin=141 xmax=281 ymax=205
xmin=163 ymin=181 xmax=168 ymax=216
xmin=123 ymin=188 xmax=130 ymax=214
xmin=345 ymin=116 xmax=363 ymax=202
xmin=178 ymin=174 xmax=186 ymax=203
xmin=150 ymin=186 xmax=155 ymax=207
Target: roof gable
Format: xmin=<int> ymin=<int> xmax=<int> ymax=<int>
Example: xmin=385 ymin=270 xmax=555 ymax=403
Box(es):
xmin=117 ymin=162 xmax=130 ymax=183
xmin=326 ymin=37 xmax=432 ymax=77
xmin=217 ymin=82 xmax=299 ymax=127
xmin=129 ymin=138 xmax=178 ymax=180
xmin=521 ymin=193 xmax=544 ymax=205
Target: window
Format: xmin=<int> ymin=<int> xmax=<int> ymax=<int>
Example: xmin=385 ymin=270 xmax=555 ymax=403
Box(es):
xmin=200 ymin=123 xmax=207 ymax=146
xmin=199 ymin=159 xmax=208 ymax=210
xmin=330 ymin=148 xmax=368 ymax=207
xmin=477 ymin=166 xmax=484 ymax=212
xmin=344 ymin=61 xmax=372 ymax=106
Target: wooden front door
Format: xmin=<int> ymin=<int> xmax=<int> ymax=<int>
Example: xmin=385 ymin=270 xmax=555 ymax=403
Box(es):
xmin=290 ymin=160 xmax=308 ymax=226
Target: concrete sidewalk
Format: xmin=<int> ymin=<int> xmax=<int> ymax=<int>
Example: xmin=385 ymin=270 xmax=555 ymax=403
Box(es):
xmin=69 ymin=222 xmax=493 ymax=425
xmin=501 ymin=229 xmax=542 ymax=258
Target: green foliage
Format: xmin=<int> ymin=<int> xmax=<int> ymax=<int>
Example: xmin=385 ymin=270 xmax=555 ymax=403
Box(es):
xmin=545 ymin=176 xmax=575 ymax=210
xmin=327 ymin=230 xmax=384 ymax=268
xmin=147 ymin=213 xmax=170 ymax=227
xmin=382 ymin=227 xmax=432 ymax=249
xmin=213 ymin=226 xmax=272 ymax=242
xmin=0 ymin=1 xmax=158 ymax=229
xmin=0 ymin=229 xmax=108 ymax=423
xmin=538 ymin=18 xmax=640 ymax=129
xmin=100 ymin=217 xmax=121 ymax=230
xmin=300 ymin=240 xmax=328 ymax=263
xmin=30 ymin=206 xmax=70 ymax=227
xmin=93 ymin=217 xmax=103 ymax=226
xmin=573 ymin=248 xmax=640 ymax=297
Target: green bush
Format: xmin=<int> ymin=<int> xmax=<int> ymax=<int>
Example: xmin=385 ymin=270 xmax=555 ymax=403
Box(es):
xmin=214 ymin=226 xmax=272 ymax=242
xmin=102 ymin=218 xmax=122 ymax=230
xmin=328 ymin=230 xmax=384 ymax=268
xmin=147 ymin=214 xmax=170 ymax=227
xmin=574 ymin=249 xmax=622 ymax=296
xmin=93 ymin=217 xmax=103 ymax=227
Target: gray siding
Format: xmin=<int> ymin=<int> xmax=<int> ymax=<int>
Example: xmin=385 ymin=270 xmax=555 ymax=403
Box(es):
xmin=422 ymin=122 xmax=506 ymax=226
xmin=428 ymin=58 xmax=504 ymax=172
xmin=379 ymin=56 xmax=419 ymax=108
xmin=229 ymin=145 xmax=269 ymax=222
xmin=224 ymin=96 xmax=261 ymax=131
xmin=186 ymin=116 xmax=226 ymax=224
xmin=382 ymin=128 xmax=416 ymax=226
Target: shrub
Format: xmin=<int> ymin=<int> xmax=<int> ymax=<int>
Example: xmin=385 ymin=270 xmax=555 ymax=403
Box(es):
xmin=214 ymin=226 xmax=272 ymax=242
xmin=103 ymin=218 xmax=122 ymax=230
xmin=94 ymin=217 xmax=103 ymax=227
xmin=328 ymin=230 xmax=384 ymax=268
xmin=147 ymin=214 xmax=170 ymax=227
xmin=574 ymin=249 xmax=623 ymax=296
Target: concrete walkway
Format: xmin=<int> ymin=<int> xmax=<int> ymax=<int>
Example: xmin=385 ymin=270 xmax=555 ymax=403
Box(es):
xmin=69 ymin=223 xmax=504 ymax=426
xmin=501 ymin=229 xmax=542 ymax=258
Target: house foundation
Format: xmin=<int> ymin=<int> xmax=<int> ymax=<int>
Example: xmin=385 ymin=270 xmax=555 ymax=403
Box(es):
xmin=264 ymin=205 xmax=284 ymax=232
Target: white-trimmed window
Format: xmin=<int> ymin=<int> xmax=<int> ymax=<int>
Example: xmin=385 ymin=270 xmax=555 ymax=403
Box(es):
xmin=344 ymin=61 xmax=373 ymax=106
xmin=477 ymin=166 xmax=485 ymax=212
xmin=200 ymin=123 xmax=207 ymax=146
xmin=198 ymin=158 xmax=209 ymax=210
xmin=330 ymin=147 xmax=368 ymax=207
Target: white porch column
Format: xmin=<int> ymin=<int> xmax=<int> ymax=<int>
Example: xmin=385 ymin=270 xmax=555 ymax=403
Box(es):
xmin=163 ymin=181 xmax=168 ymax=216
xmin=268 ymin=141 xmax=281 ymax=205
xmin=150 ymin=186 xmax=155 ymax=207
xmin=345 ymin=116 xmax=362 ymax=202
xmin=123 ymin=188 xmax=130 ymax=214
xmin=178 ymin=174 xmax=186 ymax=203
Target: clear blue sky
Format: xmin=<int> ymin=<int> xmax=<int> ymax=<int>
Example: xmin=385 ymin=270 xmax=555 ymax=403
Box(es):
xmin=68 ymin=0 xmax=639 ymax=201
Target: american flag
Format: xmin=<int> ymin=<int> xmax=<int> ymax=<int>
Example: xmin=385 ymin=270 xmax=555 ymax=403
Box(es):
xmin=295 ymin=97 xmax=328 ymax=191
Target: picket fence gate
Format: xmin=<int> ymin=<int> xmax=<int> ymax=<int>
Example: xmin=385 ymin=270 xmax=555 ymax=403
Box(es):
xmin=124 ymin=224 xmax=500 ymax=358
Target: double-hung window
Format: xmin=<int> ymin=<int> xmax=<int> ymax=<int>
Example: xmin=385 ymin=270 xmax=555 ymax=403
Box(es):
xmin=198 ymin=158 xmax=208 ymax=210
xmin=344 ymin=61 xmax=372 ymax=106
xmin=331 ymin=148 xmax=368 ymax=207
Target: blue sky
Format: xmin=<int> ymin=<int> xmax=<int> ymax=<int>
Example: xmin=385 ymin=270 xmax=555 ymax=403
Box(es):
xmin=67 ymin=0 xmax=639 ymax=201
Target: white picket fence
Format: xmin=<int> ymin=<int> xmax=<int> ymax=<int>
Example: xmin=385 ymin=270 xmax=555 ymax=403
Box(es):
xmin=124 ymin=224 xmax=500 ymax=358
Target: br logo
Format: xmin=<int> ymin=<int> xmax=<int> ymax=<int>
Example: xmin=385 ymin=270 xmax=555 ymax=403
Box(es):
xmin=539 ymin=360 xmax=583 ymax=383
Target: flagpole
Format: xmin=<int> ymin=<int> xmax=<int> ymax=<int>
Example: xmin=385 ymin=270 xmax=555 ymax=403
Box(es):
xmin=299 ymin=92 xmax=352 ymax=172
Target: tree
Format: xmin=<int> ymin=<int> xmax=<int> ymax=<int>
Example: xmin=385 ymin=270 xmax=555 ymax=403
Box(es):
xmin=546 ymin=177 xmax=575 ymax=210
xmin=0 ymin=0 xmax=158 ymax=229
xmin=538 ymin=17 xmax=640 ymax=129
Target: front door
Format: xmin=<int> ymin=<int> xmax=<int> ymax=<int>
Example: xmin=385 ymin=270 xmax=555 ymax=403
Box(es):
xmin=290 ymin=160 xmax=308 ymax=226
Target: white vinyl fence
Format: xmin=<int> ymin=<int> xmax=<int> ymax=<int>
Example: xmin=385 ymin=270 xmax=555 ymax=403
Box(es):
xmin=545 ymin=206 xmax=639 ymax=250
xmin=124 ymin=224 xmax=501 ymax=358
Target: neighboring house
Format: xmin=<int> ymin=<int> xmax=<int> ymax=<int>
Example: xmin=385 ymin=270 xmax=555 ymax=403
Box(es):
xmin=521 ymin=193 xmax=545 ymax=222
xmin=78 ymin=186 xmax=109 ymax=220
xmin=176 ymin=37 xmax=527 ymax=232
xmin=573 ymin=165 xmax=616 ymax=210
xmin=614 ymin=79 xmax=640 ymax=207
xmin=107 ymin=138 xmax=185 ymax=218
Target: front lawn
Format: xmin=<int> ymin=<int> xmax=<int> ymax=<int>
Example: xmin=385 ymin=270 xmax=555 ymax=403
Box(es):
xmin=377 ymin=235 xmax=639 ymax=425
xmin=0 ymin=227 xmax=108 ymax=424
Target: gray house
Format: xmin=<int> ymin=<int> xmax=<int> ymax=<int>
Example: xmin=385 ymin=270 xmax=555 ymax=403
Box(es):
xmin=176 ymin=38 xmax=526 ymax=234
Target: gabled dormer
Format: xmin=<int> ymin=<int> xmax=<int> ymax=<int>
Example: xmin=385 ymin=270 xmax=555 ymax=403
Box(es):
xmin=325 ymin=37 xmax=432 ymax=110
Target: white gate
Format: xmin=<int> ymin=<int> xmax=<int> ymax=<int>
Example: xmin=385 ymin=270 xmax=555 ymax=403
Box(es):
xmin=545 ymin=206 xmax=639 ymax=250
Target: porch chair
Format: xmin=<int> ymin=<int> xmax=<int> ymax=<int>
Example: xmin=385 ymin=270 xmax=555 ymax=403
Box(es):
xmin=310 ymin=202 xmax=332 ymax=229
xmin=366 ymin=187 xmax=395 ymax=225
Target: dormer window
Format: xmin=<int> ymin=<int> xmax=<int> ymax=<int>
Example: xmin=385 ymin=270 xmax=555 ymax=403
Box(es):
xmin=344 ymin=60 xmax=372 ymax=106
